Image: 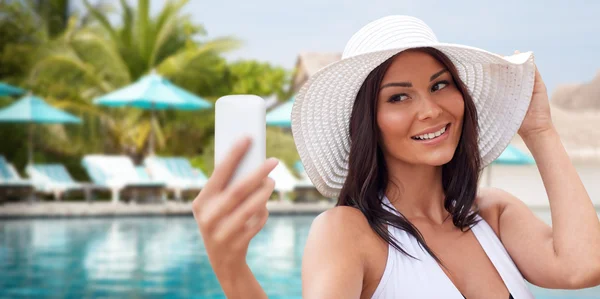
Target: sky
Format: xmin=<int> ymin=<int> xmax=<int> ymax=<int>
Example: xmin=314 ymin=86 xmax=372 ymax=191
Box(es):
xmin=75 ymin=0 xmax=600 ymax=94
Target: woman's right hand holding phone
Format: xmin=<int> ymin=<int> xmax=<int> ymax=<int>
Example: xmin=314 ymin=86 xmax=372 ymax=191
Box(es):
xmin=192 ymin=137 xmax=278 ymax=298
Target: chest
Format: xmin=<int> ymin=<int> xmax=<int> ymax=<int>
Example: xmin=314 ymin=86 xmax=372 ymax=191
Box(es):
xmin=362 ymin=221 xmax=512 ymax=299
xmin=419 ymin=224 xmax=510 ymax=299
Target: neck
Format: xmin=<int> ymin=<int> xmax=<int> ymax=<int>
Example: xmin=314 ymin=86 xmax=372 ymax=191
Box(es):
xmin=384 ymin=158 xmax=448 ymax=224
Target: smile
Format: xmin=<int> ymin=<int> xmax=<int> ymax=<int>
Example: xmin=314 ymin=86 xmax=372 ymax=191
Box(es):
xmin=411 ymin=124 xmax=450 ymax=141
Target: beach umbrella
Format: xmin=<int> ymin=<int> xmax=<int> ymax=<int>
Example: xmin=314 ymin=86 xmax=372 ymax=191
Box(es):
xmin=0 ymin=94 xmax=81 ymax=164
xmin=486 ymin=144 xmax=535 ymax=186
xmin=495 ymin=145 xmax=536 ymax=165
xmin=266 ymin=97 xmax=294 ymax=128
xmin=93 ymin=71 xmax=212 ymax=154
xmin=0 ymin=82 xmax=25 ymax=97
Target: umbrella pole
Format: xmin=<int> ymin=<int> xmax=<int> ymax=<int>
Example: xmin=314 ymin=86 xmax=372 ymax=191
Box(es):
xmin=149 ymin=108 xmax=155 ymax=156
xmin=28 ymin=123 xmax=34 ymax=165
xmin=486 ymin=165 xmax=492 ymax=187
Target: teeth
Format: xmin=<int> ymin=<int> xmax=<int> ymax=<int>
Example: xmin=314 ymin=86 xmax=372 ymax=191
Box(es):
xmin=414 ymin=125 xmax=447 ymax=140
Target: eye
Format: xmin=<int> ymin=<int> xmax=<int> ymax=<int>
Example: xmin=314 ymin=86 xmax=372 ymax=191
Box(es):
xmin=431 ymin=80 xmax=449 ymax=92
xmin=387 ymin=94 xmax=409 ymax=103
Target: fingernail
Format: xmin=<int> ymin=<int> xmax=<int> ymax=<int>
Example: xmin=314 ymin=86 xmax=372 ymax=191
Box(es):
xmin=267 ymin=157 xmax=279 ymax=165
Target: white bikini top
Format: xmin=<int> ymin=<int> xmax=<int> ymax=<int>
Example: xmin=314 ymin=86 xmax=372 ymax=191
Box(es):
xmin=371 ymin=196 xmax=535 ymax=299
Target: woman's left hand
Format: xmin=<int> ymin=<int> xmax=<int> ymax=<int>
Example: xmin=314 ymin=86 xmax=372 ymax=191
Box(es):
xmin=514 ymin=50 xmax=554 ymax=139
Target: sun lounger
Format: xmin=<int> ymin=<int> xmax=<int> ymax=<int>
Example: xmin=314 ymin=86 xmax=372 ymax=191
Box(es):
xmin=268 ymin=160 xmax=321 ymax=201
xmin=0 ymin=156 xmax=35 ymax=202
xmin=293 ymin=160 xmax=316 ymax=189
xmin=82 ymin=155 xmax=165 ymax=203
xmin=143 ymin=156 xmax=207 ymax=200
xmin=25 ymin=163 xmax=94 ymax=201
xmin=269 ymin=161 xmax=298 ymax=198
xmin=292 ymin=160 xmax=324 ymax=202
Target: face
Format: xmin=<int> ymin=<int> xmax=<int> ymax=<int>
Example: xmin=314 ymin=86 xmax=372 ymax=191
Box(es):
xmin=376 ymin=50 xmax=464 ymax=167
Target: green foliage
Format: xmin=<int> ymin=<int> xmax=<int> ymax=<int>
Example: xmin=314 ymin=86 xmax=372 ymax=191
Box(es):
xmin=227 ymin=60 xmax=291 ymax=99
xmin=266 ymin=127 xmax=300 ymax=175
xmin=0 ymin=0 xmax=294 ymax=179
xmin=0 ymin=0 xmax=48 ymax=82
xmin=28 ymin=0 xmax=243 ymax=158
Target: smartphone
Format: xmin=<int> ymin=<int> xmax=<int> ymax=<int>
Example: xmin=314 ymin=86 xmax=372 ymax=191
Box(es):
xmin=214 ymin=95 xmax=266 ymax=185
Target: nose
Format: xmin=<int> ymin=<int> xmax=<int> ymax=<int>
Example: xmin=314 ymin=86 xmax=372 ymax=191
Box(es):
xmin=416 ymin=94 xmax=442 ymax=121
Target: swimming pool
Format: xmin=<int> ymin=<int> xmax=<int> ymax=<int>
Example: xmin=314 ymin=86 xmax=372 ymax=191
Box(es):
xmin=1 ymin=215 xmax=599 ymax=298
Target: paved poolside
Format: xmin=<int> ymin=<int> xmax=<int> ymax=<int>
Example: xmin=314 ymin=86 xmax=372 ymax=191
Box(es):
xmin=1 ymin=199 xmax=598 ymax=221
xmin=0 ymin=200 xmax=336 ymax=218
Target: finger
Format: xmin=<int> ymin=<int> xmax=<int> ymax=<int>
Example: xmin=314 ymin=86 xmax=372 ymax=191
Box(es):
xmin=514 ymin=50 xmax=520 ymax=54
xmin=213 ymin=158 xmax=278 ymax=219
xmin=203 ymin=137 xmax=251 ymax=194
xmin=197 ymin=160 xmax=277 ymax=234
xmin=213 ymin=178 xmax=275 ymax=244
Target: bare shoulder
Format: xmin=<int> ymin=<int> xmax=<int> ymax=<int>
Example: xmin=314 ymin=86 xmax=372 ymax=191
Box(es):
xmin=308 ymin=205 xmax=374 ymax=252
xmin=476 ymin=187 xmax=521 ymax=236
xmin=312 ymin=206 xmax=372 ymax=231
xmin=302 ymin=206 xmax=375 ymax=298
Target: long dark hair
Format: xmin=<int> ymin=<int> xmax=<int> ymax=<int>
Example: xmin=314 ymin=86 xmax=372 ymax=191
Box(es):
xmin=337 ymin=47 xmax=481 ymax=265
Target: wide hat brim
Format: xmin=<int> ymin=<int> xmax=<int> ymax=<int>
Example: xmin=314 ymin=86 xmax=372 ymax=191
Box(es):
xmin=291 ymin=43 xmax=536 ymax=198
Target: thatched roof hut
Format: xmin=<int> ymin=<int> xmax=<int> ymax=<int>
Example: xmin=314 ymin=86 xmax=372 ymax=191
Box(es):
xmin=290 ymin=52 xmax=341 ymax=93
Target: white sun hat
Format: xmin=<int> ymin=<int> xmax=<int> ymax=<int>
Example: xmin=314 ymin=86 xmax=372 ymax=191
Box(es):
xmin=291 ymin=15 xmax=536 ymax=198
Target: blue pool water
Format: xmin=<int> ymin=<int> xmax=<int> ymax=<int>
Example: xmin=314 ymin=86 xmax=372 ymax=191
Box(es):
xmin=0 ymin=215 xmax=599 ymax=298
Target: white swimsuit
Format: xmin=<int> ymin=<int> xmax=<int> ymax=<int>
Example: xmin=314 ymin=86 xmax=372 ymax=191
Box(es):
xmin=371 ymin=196 xmax=535 ymax=299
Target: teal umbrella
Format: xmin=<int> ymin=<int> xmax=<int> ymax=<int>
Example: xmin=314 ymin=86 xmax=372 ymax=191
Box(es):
xmin=486 ymin=144 xmax=535 ymax=186
xmin=494 ymin=145 xmax=535 ymax=165
xmin=266 ymin=97 xmax=294 ymax=127
xmin=0 ymin=82 xmax=25 ymax=97
xmin=0 ymin=94 xmax=81 ymax=164
xmin=94 ymin=71 xmax=212 ymax=154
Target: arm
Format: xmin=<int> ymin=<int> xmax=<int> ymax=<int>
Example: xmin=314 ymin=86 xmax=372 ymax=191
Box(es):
xmin=480 ymin=128 xmax=600 ymax=289
xmin=215 ymin=264 xmax=268 ymax=299
xmin=479 ymin=58 xmax=600 ymax=289
xmin=526 ymin=128 xmax=600 ymax=287
xmin=302 ymin=206 xmax=367 ymax=299
xmin=192 ymin=137 xmax=276 ymax=299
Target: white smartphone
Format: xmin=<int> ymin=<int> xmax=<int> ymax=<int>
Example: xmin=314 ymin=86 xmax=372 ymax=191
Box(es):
xmin=214 ymin=95 xmax=266 ymax=185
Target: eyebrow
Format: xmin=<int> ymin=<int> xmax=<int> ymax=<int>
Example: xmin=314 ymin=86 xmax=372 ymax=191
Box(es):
xmin=429 ymin=69 xmax=448 ymax=81
xmin=379 ymin=68 xmax=449 ymax=90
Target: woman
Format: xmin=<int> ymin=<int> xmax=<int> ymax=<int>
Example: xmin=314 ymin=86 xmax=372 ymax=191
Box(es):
xmin=192 ymin=16 xmax=600 ymax=298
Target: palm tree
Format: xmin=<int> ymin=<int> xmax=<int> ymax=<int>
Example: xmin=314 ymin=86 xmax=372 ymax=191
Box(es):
xmin=28 ymin=0 xmax=240 ymax=158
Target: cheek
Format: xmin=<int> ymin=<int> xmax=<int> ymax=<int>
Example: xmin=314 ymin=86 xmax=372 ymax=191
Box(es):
xmin=377 ymin=107 xmax=413 ymax=142
xmin=440 ymin=91 xmax=465 ymax=121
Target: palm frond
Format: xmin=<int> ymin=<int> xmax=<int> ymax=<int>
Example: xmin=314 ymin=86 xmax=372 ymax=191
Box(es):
xmin=136 ymin=0 xmax=151 ymax=64
xmin=156 ymin=36 xmax=241 ymax=75
xmin=82 ymin=0 xmax=119 ymax=42
xmin=118 ymin=0 xmax=134 ymax=48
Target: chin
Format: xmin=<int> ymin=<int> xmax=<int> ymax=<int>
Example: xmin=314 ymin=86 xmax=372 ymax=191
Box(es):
xmin=420 ymin=150 xmax=457 ymax=166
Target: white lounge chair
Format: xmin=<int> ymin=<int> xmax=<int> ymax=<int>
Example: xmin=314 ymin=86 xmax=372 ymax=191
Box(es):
xmin=82 ymin=155 xmax=165 ymax=203
xmin=0 ymin=156 xmax=35 ymax=202
xmin=268 ymin=160 xmax=320 ymax=201
xmin=143 ymin=156 xmax=207 ymax=201
xmin=292 ymin=160 xmax=325 ymax=202
xmin=269 ymin=161 xmax=297 ymax=200
xmin=26 ymin=163 xmax=88 ymax=201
